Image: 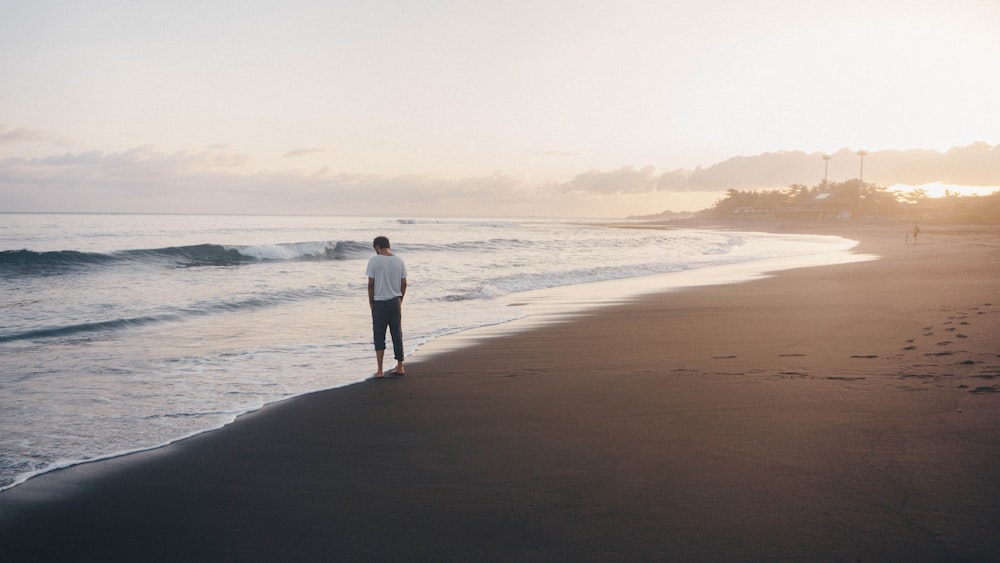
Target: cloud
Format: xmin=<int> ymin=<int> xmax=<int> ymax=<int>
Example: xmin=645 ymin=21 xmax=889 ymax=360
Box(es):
xmin=0 ymin=146 xmax=256 ymax=211
xmin=0 ymin=125 xmax=65 ymax=146
xmin=686 ymin=151 xmax=821 ymax=190
xmin=1 ymin=143 xmax=997 ymax=217
xmin=559 ymin=165 xmax=659 ymax=194
xmin=557 ymin=144 xmax=1000 ymax=194
xmin=299 ymin=170 xmax=546 ymax=217
xmin=656 ymin=170 xmax=689 ymax=190
xmin=0 ymin=147 xmax=547 ymax=216
xmin=867 ymin=143 xmax=1000 ymax=186
xmin=282 ymin=148 xmax=326 ymax=159
xmin=683 ymin=144 xmax=1000 ymax=189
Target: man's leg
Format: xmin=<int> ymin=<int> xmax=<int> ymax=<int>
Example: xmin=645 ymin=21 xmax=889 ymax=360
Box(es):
xmin=388 ymin=299 xmax=405 ymax=374
xmin=372 ymin=302 xmax=389 ymax=377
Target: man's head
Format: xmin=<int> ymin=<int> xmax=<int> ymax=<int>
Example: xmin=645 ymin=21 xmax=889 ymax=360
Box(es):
xmin=373 ymin=236 xmax=390 ymax=250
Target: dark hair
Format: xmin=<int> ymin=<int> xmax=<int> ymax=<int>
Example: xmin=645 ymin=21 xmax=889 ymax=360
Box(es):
xmin=373 ymin=236 xmax=390 ymax=249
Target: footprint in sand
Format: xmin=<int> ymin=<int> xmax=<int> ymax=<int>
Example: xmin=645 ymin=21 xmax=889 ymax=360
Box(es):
xmin=937 ymin=341 xmax=952 ymax=346
xmin=903 ymin=346 xmax=917 ymax=350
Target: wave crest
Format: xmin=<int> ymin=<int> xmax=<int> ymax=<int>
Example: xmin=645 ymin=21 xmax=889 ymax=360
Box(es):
xmin=1 ymin=240 xmax=373 ymax=274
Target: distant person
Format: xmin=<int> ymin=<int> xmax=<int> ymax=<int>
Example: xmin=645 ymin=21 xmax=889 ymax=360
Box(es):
xmin=366 ymin=236 xmax=407 ymax=378
xmin=913 ymin=223 xmax=921 ymax=244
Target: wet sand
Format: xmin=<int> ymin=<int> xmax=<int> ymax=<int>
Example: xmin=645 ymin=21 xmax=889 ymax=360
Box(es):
xmin=1 ymin=223 xmax=998 ymax=562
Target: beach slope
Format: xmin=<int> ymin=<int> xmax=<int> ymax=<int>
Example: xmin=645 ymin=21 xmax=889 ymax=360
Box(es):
xmin=1 ymin=225 xmax=998 ymax=562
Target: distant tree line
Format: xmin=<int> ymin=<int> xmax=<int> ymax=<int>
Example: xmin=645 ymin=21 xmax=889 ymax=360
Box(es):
xmin=701 ymin=180 xmax=1000 ymax=224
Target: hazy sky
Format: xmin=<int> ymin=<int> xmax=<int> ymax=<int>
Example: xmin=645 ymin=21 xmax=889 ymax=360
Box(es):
xmin=2 ymin=0 xmax=998 ymax=217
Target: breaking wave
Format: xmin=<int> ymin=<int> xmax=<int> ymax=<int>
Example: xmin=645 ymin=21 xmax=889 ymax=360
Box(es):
xmin=0 ymin=240 xmax=373 ymax=273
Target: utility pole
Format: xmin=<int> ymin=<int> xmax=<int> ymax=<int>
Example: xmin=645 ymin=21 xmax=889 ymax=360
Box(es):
xmin=856 ymin=150 xmax=868 ymax=218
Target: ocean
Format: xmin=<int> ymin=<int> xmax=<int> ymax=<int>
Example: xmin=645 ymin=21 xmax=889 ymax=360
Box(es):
xmin=0 ymin=213 xmax=866 ymax=491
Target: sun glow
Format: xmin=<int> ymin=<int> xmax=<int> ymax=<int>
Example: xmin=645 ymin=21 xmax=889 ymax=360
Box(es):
xmin=889 ymin=182 xmax=1000 ymax=199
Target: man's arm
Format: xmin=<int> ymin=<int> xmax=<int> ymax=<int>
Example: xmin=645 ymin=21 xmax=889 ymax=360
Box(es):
xmin=400 ymin=277 xmax=407 ymax=303
xmin=368 ymin=277 xmax=375 ymax=309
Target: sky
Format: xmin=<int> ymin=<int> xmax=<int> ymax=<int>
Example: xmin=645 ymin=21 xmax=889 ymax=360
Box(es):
xmin=2 ymin=0 xmax=998 ymax=217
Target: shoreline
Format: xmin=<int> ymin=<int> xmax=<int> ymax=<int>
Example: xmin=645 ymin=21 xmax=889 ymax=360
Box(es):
xmin=417 ymin=229 xmax=870 ymax=358
xmin=0 ymin=226 xmax=865 ymax=493
xmin=2 ymin=222 xmax=998 ymax=561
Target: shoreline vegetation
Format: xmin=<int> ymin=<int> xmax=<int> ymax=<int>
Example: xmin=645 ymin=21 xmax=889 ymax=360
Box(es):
xmin=1 ymin=219 xmax=998 ymax=561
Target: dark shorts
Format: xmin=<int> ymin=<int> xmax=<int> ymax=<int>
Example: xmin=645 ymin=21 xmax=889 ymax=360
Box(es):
xmin=371 ymin=298 xmax=404 ymax=361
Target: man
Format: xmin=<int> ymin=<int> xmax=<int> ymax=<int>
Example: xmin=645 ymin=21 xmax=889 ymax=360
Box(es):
xmin=366 ymin=236 xmax=407 ymax=378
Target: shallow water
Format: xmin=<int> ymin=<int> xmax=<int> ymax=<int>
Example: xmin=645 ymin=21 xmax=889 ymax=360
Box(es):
xmin=0 ymin=214 xmax=865 ymax=490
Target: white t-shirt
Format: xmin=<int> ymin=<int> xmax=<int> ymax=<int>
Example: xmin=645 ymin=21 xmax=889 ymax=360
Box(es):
xmin=366 ymin=254 xmax=407 ymax=301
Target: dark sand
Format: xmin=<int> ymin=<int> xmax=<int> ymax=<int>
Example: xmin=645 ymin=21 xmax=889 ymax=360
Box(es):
xmin=2 ymin=223 xmax=999 ymax=562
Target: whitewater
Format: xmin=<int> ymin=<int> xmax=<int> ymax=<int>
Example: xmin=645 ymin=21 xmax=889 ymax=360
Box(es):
xmin=0 ymin=213 xmax=867 ymax=491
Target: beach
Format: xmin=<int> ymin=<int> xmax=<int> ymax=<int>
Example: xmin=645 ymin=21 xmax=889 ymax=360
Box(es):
xmin=1 ymin=223 xmax=998 ymax=562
